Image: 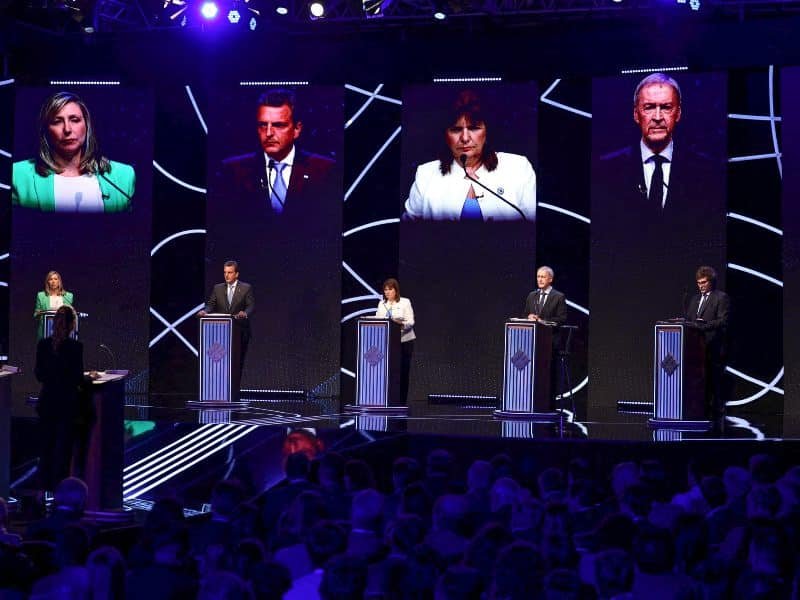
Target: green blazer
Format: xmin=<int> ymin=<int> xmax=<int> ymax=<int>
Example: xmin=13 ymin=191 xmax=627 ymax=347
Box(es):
xmin=12 ymin=159 xmax=135 ymax=213
xmin=35 ymin=291 xmax=74 ymax=340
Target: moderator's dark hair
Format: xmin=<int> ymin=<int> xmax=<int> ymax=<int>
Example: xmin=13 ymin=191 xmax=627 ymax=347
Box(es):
xmin=257 ymin=88 xmax=300 ymax=123
xmin=695 ymin=265 xmax=717 ymax=284
xmin=37 ymin=91 xmax=110 ymax=177
xmin=382 ymin=278 xmax=401 ymax=301
xmin=438 ymin=90 xmax=498 ymax=175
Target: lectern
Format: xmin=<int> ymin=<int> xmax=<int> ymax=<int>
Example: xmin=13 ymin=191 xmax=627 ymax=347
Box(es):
xmin=649 ymin=322 xmax=710 ymax=429
xmin=349 ymin=317 xmax=405 ymax=412
xmin=198 ymin=315 xmax=242 ymax=405
xmin=495 ymin=320 xmax=556 ymax=420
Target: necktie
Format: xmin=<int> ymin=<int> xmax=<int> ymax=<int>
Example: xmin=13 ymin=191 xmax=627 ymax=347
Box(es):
xmin=270 ymin=161 xmax=288 ymax=214
xmin=538 ymin=293 xmax=547 ymax=313
xmin=697 ymin=293 xmax=708 ymax=316
xmin=460 ymin=184 xmax=483 ymax=221
xmin=227 ymin=285 xmax=234 ymax=306
xmin=648 ymin=154 xmax=667 ymax=208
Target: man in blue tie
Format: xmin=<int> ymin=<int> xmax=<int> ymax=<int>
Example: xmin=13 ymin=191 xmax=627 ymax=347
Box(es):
xmin=199 ymin=260 xmax=256 ymax=378
xmin=685 ymin=266 xmax=730 ymax=421
xmin=218 ymin=88 xmax=337 ymax=220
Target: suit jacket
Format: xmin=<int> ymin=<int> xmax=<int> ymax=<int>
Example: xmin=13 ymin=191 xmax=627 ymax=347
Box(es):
xmin=205 ymin=281 xmax=255 ymax=335
xmin=524 ymin=288 xmax=567 ymax=325
xmin=685 ymin=289 xmax=730 ymax=353
xmin=34 ymin=337 xmax=85 ymax=420
xmin=34 ymin=291 xmax=74 ymax=340
xmin=12 ymin=159 xmax=135 ymax=212
xmin=219 ymin=148 xmax=337 ymax=222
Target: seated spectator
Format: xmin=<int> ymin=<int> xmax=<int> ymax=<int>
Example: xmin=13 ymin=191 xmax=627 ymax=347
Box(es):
xmin=490 ymin=541 xmax=546 ymax=599
xmin=344 ymin=459 xmax=377 ymax=495
xmin=538 ymin=467 xmax=568 ymax=504
xmin=384 ymin=457 xmax=421 ymax=521
xmin=249 ymin=560 xmax=292 ymax=600
xmin=630 ymin=525 xmax=701 ymax=600
xmin=347 ymin=489 xmax=386 ymax=562
xmin=29 ymin=523 xmax=91 ymax=599
xmin=261 ymin=451 xmax=319 ymax=541
xmin=26 ymin=477 xmax=88 ymax=542
xmin=434 ymin=565 xmax=483 ymax=600
xmin=316 ymin=452 xmax=350 ymax=521
xmin=274 ymin=490 xmax=329 ymax=579
xmin=319 ymin=554 xmax=368 ymax=600
xmin=87 ymin=546 xmax=126 ymax=600
xmin=425 ymin=494 xmax=470 ymax=565
xmin=593 ymin=548 xmax=633 ymax=600
xmin=198 ymin=570 xmax=252 ymax=600
xmin=462 ymin=522 xmax=513 ymax=591
xmin=126 ymin=523 xmax=198 ymax=599
xmin=284 ymin=521 xmax=347 ymax=599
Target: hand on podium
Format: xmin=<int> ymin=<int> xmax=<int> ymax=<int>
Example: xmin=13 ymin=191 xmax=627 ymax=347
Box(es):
xmin=235 ymin=311 xmax=248 ymax=319
xmin=197 ymin=310 xmax=207 ymax=317
xmin=527 ymin=313 xmax=538 ymax=321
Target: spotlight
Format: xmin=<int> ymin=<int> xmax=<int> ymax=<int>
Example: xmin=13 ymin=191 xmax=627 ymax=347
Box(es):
xmin=309 ymin=1 xmax=324 ymax=18
xmin=200 ymin=1 xmax=219 ymax=18
xmin=249 ymin=16 xmax=257 ymax=29
xmin=433 ymin=10 xmax=445 ymax=19
xmin=276 ymin=4 xmax=288 ymax=13
xmin=228 ymin=8 xmax=240 ymax=21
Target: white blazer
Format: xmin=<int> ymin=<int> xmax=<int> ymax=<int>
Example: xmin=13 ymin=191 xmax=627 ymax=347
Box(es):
xmin=402 ymin=152 xmax=536 ymax=221
xmin=375 ymin=297 xmax=416 ymax=343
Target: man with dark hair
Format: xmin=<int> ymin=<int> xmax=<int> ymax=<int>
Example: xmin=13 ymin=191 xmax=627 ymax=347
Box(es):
xmin=219 ymin=88 xmax=337 ymax=220
xmin=686 ymin=265 xmax=730 ymax=420
xmin=199 ymin=260 xmax=255 ymax=381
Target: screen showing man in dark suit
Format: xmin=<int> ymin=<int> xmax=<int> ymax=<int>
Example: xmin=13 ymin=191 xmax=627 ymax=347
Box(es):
xmin=206 ymin=86 xmax=343 ymax=394
xmin=589 ymin=72 xmax=727 ymax=415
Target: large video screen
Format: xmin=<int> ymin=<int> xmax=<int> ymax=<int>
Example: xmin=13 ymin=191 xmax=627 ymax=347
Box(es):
xmin=399 ymin=84 xmax=538 ymax=400
xmin=9 ymin=86 xmax=153 ymax=403
xmin=205 ymin=85 xmax=343 ymax=393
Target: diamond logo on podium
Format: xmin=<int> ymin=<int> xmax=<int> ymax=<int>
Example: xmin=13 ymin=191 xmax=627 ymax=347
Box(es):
xmin=207 ymin=342 xmax=227 ymax=363
xmin=660 ymin=353 xmax=679 ymax=376
xmin=511 ymin=349 xmax=530 ymax=371
xmin=364 ymin=345 xmax=384 ymax=366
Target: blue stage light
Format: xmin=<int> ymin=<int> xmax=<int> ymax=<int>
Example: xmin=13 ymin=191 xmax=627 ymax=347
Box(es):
xmin=200 ymin=1 xmax=219 ymax=18
xmin=228 ymin=8 xmax=240 ymax=22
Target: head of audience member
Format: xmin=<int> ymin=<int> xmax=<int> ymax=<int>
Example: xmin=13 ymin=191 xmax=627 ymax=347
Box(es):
xmin=611 ymin=462 xmax=640 ymax=503
xmin=432 ymin=494 xmax=470 ymax=536
xmin=695 ymin=266 xmax=718 ymax=296
xmin=344 ymin=458 xmax=376 ymax=493
xmin=231 ymin=538 xmax=266 ymax=581
xmin=437 ymin=90 xmax=498 ymax=175
xmin=319 ymin=554 xmax=368 ymax=600
xmin=385 ymin=514 xmax=426 ymax=555
xmin=256 ymin=88 xmax=301 ymax=163
xmin=490 ymin=453 xmax=514 ymax=481
xmin=620 ymin=483 xmax=653 ymax=521
xmin=44 ymin=271 xmax=65 ymax=296
xmin=351 ymin=489 xmax=385 ymax=533
xmin=747 ymin=522 xmax=793 ymax=578
xmin=382 ymin=278 xmax=401 ymax=303
xmin=639 ymin=459 xmax=672 ymax=503
xmin=140 ymin=497 xmax=186 ymax=553
xmin=700 ymin=475 xmax=727 ymax=512
xmin=593 ymin=549 xmax=634 ymax=600
xmin=490 ymin=477 xmax=520 ymax=515
xmin=53 ymin=477 xmax=88 ymax=515
xmin=632 ymin=526 xmax=676 ymax=575
xmin=392 ymin=456 xmax=421 ymax=493
xmin=467 ymin=460 xmax=493 ymax=495
xmin=541 ymin=502 xmax=572 ymax=540
xmin=401 ymin=481 xmax=433 ymax=524
xmin=723 ymin=465 xmax=752 ymax=503
xmin=538 ymin=467 xmax=567 ymax=504
xmin=87 ymin=546 xmax=126 ymax=600
xmin=51 ymin=305 xmax=77 ymax=350
xmin=746 ymin=485 xmax=781 ymax=521
xmin=463 ymin=523 xmax=514 ymax=585
xmin=318 ymin=451 xmax=346 ymax=492
xmin=55 ymin=523 xmax=90 ymax=569
xmin=249 ymin=560 xmax=292 ymax=600
xmin=37 ymin=91 xmax=109 ymax=177
xmin=426 ymin=448 xmax=455 ymax=481
xmin=284 ymin=451 xmax=311 ymax=482
xmin=749 ymin=454 xmax=781 ymax=487
xmin=280 ymin=490 xmax=328 ymax=539
xmin=490 ymin=541 xmax=546 ymax=599
xmin=305 ymin=521 xmax=348 ymax=569
xmin=632 ymin=72 xmax=682 ymax=154
xmin=211 ymin=478 xmax=245 ymax=520
xmin=435 ymin=565 xmax=483 ymax=600
xmin=672 ymin=513 xmax=709 ymax=575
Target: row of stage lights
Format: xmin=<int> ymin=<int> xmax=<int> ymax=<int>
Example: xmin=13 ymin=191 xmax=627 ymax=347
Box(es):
xmin=167 ymin=0 xmax=699 ymax=28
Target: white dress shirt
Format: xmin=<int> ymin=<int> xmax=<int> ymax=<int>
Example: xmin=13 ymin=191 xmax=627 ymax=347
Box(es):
xmin=640 ymin=139 xmax=674 ymax=208
xmin=375 ymin=297 xmax=416 ymax=343
xmin=403 ymin=152 xmax=536 ymax=221
xmin=264 ymin=145 xmax=296 ymax=190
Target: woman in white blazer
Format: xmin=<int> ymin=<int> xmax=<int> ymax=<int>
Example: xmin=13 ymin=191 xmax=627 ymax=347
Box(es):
xmin=375 ymin=278 xmax=415 ymax=404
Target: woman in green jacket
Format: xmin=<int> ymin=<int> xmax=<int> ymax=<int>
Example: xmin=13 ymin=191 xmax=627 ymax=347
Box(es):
xmin=35 ymin=271 xmax=74 ymax=340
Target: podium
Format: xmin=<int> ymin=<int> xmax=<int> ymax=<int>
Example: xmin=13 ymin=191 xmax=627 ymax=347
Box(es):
xmin=495 ymin=320 xmax=556 ymax=420
xmin=0 ymin=366 xmax=20 ymax=499
xmin=649 ymin=321 xmax=710 ymax=430
xmin=349 ymin=317 xmax=405 ymax=413
xmin=42 ymin=309 xmax=81 ymax=339
xmin=196 ymin=315 xmax=243 ymax=406
xmin=84 ymin=371 xmax=131 ymax=521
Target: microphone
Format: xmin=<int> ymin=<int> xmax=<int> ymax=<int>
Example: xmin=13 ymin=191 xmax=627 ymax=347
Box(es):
xmin=681 ymin=286 xmax=689 ymax=319
xmin=99 ymin=172 xmax=133 ymax=204
xmin=458 ymin=154 xmax=528 ymax=222
xmin=98 ymin=343 xmax=116 ymax=372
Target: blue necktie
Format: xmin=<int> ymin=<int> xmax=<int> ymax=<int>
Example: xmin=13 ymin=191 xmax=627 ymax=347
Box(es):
xmin=460 ymin=184 xmax=482 ymax=221
xmin=270 ymin=161 xmax=288 ymax=214
xmin=227 ymin=285 xmax=234 ymax=306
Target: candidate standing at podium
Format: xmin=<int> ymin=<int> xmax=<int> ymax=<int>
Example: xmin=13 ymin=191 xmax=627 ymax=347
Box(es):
xmin=34 ymin=270 xmax=75 ymax=340
xmin=200 ymin=260 xmax=255 ymax=376
xmin=685 ymin=266 xmax=730 ymax=420
xmin=375 ymin=278 xmax=415 ymax=404
xmin=525 ymin=266 xmax=567 ymax=325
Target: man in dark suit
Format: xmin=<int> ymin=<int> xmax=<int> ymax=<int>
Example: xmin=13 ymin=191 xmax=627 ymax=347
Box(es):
xmin=199 ymin=260 xmax=255 ymax=377
xmin=685 ymin=266 xmax=730 ymax=420
xmin=218 ymin=88 xmax=337 ymax=222
xmin=525 ymin=266 xmax=567 ymax=325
